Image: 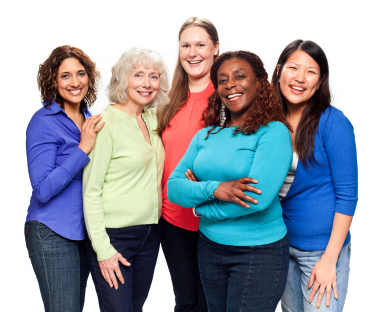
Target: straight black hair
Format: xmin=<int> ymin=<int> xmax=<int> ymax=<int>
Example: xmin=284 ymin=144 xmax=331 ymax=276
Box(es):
xmin=271 ymin=40 xmax=331 ymax=166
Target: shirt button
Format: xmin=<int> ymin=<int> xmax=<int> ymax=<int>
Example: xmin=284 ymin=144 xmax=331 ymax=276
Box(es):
xmin=155 ymin=205 xmax=158 ymax=208
xmin=153 ymin=164 xmax=156 ymax=168
xmin=154 ymin=178 xmax=157 ymax=181
xmin=155 ymin=191 xmax=158 ymax=195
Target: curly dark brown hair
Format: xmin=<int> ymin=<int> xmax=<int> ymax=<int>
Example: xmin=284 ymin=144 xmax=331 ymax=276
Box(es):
xmin=203 ymin=51 xmax=291 ymax=137
xmin=37 ymin=45 xmax=100 ymax=112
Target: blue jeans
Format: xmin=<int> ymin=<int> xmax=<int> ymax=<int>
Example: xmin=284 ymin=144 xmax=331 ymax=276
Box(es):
xmin=198 ymin=232 xmax=289 ymax=312
xmin=24 ymin=221 xmax=89 ymax=312
xmin=85 ymin=224 xmax=161 ymax=312
xmin=281 ymin=242 xmax=351 ymax=312
xmin=160 ymin=217 xmax=207 ymax=312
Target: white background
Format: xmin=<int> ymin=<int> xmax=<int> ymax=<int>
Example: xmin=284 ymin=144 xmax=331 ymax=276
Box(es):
xmin=1 ymin=0 xmax=383 ymax=311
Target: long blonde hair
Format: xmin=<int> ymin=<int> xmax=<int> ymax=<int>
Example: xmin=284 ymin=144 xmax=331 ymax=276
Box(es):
xmin=157 ymin=17 xmax=219 ymax=133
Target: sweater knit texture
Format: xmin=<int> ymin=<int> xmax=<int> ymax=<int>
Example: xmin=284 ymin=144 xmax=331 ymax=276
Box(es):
xmin=161 ymin=82 xmax=214 ymax=231
xmin=83 ymin=105 xmax=165 ymax=261
xmin=168 ymin=122 xmax=292 ymax=246
xmin=281 ymin=106 xmax=358 ymax=250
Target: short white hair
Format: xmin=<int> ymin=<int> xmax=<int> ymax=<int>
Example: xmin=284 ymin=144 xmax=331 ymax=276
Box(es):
xmin=107 ymin=47 xmax=169 ymax=108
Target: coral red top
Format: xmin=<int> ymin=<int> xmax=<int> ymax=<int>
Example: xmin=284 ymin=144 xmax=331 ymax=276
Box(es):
xmin=161 ymin=81 xmax=214 ymax=231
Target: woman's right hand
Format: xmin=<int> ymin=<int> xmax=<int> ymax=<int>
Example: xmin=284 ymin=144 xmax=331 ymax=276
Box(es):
xmin=78 ymin=114 xmax=105 ymax=154
xmin=99 ymin=252 xmax=131 ymax=290
xmin=213 ymin=177 xmax=261 ymax=208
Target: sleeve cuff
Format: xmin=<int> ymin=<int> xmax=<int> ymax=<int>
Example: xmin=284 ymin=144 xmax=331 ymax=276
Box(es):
xmin=204 ymin=181 xmax=221 ymax=200
xmin=61 ymin=147 xmax=90 ymax=177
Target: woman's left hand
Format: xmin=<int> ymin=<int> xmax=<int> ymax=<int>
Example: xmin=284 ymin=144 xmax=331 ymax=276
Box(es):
xmin=308 ymin=255 xmax=338 ymax=308
xmin=185 ymin=169 xmax=198 ymax=181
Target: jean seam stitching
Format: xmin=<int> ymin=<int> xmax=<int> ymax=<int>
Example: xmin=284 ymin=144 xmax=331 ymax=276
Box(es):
xmin=138 ymin=226 xmax=151 ymax=252
xmin=40 ymin=238 xmax=53 ymax=312
xmin=240 ymin=248 xmax=254 ymax=311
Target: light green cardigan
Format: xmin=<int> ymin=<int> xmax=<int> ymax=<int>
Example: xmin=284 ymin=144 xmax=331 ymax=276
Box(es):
xmin=83 ymin=104 xmax=165 ymax=261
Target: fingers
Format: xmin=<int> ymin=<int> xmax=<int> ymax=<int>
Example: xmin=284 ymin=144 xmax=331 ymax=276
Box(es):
xmin=325 ymin=284 xmax=332 ymax=307
xmin=235 ymin=189 xmax=258 ymax=205
xmin=185 ymin=169 xmax=198 ymax=182
xmin=100 ymin=266 xmax=113 ymax=288
xmin=118 ymin=254 xmax=131 ymax=267
xmin=316 ymin=285 xmax=326 ymax=308
xmin=308 ymin=281 xmax=319 ymax=305
xmin=239 ymin=177 xmax=258 ymax=184
xmin=332 ymin=281 xmax=338 ymax=300
xmin=94 ymin=122 xmax=105 ymax=133
xmin=308 ymin=272 xmax=316 ymax=303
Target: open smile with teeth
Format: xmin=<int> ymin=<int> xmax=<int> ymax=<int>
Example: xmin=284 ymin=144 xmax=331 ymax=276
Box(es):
xmin=227 ymin=93 xmax=244 ymax=99
xmin=290 ymin=86 xmax=306 ymax=91
xmin=138 ymin=91 xmax=152 ymax=96
xmin=188 ymin=60 xmax=202 ymax=64
xmin=68 ymin=89 xmax=82 ymax=95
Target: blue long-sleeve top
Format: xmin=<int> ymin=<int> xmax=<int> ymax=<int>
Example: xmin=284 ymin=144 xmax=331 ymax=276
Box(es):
xmin=281 ymin=107 xmax=358 ymax=250
xmin=25 ymin=101 xmax=91 ymax=240
xmin=167 ymin=121 xmax=293 ymax=246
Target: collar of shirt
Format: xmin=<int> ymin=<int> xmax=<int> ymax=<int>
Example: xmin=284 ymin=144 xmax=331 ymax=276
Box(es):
xmin=43 ymin=100 xmax=92 ymax=118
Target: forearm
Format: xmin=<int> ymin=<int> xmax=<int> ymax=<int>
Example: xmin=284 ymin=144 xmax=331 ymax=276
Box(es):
xmin=322 ymin=212 xmax=353 ymax=262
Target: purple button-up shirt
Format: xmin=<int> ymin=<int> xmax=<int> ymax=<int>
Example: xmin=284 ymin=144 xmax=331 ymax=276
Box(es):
xmin=26 ymin=101 xmax=91 ymax=240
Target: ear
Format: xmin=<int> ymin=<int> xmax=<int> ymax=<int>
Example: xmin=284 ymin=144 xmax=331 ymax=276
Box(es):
xmin=276 ymin=64 xmax=280 ymax=78
xmin=214 ymin=41 xmax=220 ymax=57
xmin=317 ymin=74 xmax=325 ymax=90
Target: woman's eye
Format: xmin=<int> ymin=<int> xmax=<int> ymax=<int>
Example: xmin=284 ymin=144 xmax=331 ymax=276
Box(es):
xmin=218 ymin=79 xmax=226 ymax=84
xmin=289 ymin=67 xmax=296 ymax=70
xmin=237 ymin=75 xmax=245 ymax=79
xmin=182 ymin=44 xmax=189 ymax=48
xmin=308 ymin=71 xmax=316 ymax=74
xmin=79 ymin=72 xmax=86 ymax=76
xmin=151 ymin=75 xmax=159 ymax=79
xmin=199 ymin=44 xmax=205 ymax=47
xmin=135 ymin=74 xmax=141 ymax=78
xmin=60 ymin=74 xmax=69 ymax=79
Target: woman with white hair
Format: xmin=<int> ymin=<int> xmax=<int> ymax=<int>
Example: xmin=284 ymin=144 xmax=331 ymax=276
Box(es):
xmin=83 ymin=47 xmax=168 ymax=312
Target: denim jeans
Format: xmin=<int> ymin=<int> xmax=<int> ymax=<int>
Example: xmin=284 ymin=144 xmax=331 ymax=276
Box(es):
xmin=85 ymin=224 xmax=161 ymax=312
xmin=24 ymin=221 xmax=89 ymax=312
xmin=160 ymin=217 xmax=208 ymax=312
xmin=198 ymin=231 xmax=289 ymax=312
xmin=281 ymin=241 xmax=351 ymax=312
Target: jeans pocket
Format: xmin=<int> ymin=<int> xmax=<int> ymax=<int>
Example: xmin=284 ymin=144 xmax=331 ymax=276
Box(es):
xmin=37 ymin=223 xmax=53 ymax=240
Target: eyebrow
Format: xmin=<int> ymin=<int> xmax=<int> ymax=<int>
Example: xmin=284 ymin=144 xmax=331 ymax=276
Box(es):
xmin=59 ymin=69 xmax=86 ymax=75
xmin=287 ymin=61 xmax=319 ymax=70
xmin=218 ymin=68 xmax=247 ymax=76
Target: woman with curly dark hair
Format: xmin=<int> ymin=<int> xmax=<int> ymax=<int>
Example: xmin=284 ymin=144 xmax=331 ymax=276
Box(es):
xmin=167 ymin=51 xmax=293 ymax=311
xmin=24 ymin=45 xmax=104 ymax=312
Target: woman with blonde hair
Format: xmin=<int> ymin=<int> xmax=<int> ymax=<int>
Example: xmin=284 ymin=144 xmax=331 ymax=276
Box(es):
xmin=83 ymin=47 xmax=168 ymax=312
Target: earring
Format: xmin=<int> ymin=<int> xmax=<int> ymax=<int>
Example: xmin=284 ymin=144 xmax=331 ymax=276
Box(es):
xmin=219 ymin=103 xmax=226 ymax=127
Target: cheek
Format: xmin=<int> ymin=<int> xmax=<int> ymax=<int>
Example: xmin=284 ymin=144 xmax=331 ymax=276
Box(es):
xmin=152 ymin=81 xmax=161 ymax=91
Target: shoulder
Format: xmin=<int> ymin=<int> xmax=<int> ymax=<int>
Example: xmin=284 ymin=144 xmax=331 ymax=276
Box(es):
xmin=27 ymin=106 xmax=53 ymax=134
xmin=319 ymin=106 xmax=354 ymax=133
xmin=258 ymin=121 xmax=291 ymax=137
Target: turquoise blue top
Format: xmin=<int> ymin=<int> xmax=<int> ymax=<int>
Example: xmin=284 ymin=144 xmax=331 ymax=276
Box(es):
xmin=167 ymin=121 xmax=293 ymax=246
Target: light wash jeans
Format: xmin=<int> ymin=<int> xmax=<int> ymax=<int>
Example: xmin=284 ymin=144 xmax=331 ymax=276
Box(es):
xmin=281 ymin=241 xmax=351 ymax=312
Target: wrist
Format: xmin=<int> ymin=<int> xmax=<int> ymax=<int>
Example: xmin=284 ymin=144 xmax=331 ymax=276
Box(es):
xmin=320 ymin=252 xmax=338 ymax=264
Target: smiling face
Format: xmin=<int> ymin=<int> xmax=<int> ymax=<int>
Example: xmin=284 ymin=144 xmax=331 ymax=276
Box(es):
xmin=57 ymin=57 xmax=89 ymax=108
xmin=127 ymin=64 xmax=160 ymax=107
xmin=179 ymin=26 xmax=219 ymax=82
xmin=217 ymin=57 xmax=258 ymax=124
xmin=278 ymin=49 xmax=322 ymax=109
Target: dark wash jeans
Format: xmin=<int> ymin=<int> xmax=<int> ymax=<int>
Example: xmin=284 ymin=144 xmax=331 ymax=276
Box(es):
xmin=24 ymin=221 xmax=89 ymax=312
xmin=160 ymin=217 xmax=208 ymax=312
xmin=198 ymin=231 xmax=289 ymax=312
xmin=85 ymin=224 xmax=161 ymax=312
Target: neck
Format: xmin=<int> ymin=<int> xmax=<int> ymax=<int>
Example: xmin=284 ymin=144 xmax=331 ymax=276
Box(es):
xmin=63 ymin=102 xmax=81 ymax=117
xmin=188 ymin=74 xmax=210 ymax=93
xmin=286 ymin=101 xmax=307 ymax=118
xmin=114 ymin=101 xmax=145 ymax=118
